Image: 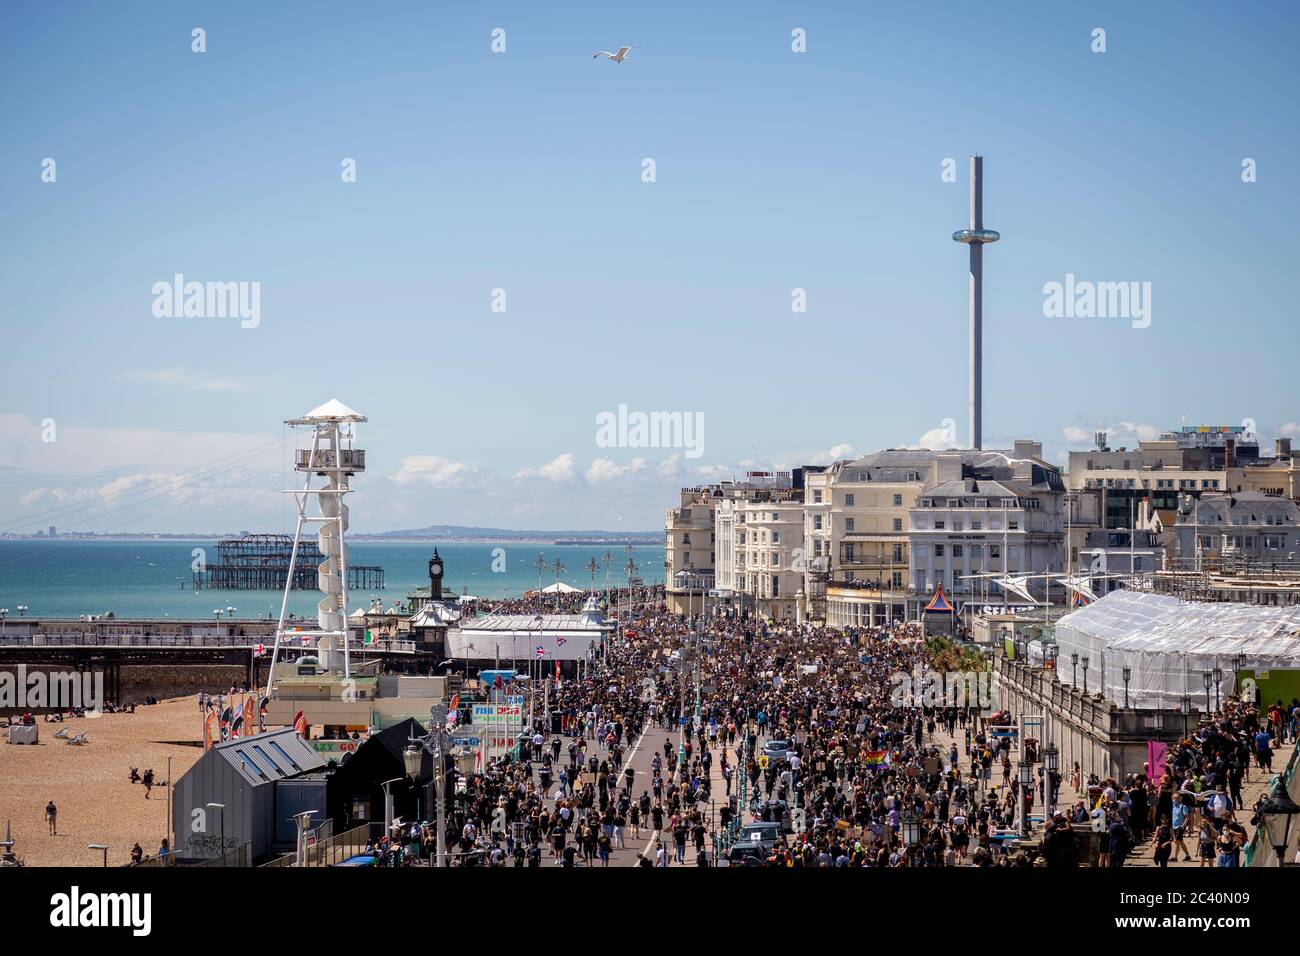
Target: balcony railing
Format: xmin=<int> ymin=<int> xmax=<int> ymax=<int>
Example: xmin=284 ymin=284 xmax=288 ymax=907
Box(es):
xmin=296 ymin=448 xmax=365 ymax=471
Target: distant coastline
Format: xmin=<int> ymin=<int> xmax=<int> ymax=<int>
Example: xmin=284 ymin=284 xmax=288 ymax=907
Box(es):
xmin=1 ymin=528 xmax=661 ymax=546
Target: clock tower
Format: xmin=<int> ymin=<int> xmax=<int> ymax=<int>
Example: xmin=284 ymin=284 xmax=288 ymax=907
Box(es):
xmin=428 ymin=548 xmax=444 ymax=601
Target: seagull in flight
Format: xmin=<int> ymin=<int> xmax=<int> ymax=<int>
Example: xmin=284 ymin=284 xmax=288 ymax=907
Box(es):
xmin=593 ymin=45 xmax=637 ymax=63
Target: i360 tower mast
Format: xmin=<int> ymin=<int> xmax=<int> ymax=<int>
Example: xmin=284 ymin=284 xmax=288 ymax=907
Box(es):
xmin=952 ymin=155 xmax=1000 ymax=451
xmin=265 ymin=399 xmax=367 ymax=692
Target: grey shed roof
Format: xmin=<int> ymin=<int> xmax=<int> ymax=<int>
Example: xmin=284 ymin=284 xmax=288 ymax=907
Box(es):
xmin=213 ymin=727 xmax=328 ymax=786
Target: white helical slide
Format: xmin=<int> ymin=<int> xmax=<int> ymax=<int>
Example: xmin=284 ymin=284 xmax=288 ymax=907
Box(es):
xmin=316 ymin=463 xmax=348 ymax=671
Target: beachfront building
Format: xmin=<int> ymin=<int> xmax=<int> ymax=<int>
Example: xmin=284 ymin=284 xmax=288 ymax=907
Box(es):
xmin=908 ymin=446 xmax=1066 ymax=613
xmin=1065 ymin=426 xmax=1251 ymax=531
xmin=1169 ymin=491 xmax=1300 ymax=570
xmin=730 ymin=491 xmax=804 ymax=620
xmin=665 ymin=471 xmax=798 ymax=616
xmin=665 ymin=487 xmax=719 ymax=616
xmin=1232 ymin=437 xmax=1300 ymax=501
xmin=806 ymin=452 xmax=931 ymax=627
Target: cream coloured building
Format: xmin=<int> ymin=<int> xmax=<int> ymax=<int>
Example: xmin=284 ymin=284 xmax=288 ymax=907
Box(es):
xmin=731 ymin=492 xmax=804 ymax=620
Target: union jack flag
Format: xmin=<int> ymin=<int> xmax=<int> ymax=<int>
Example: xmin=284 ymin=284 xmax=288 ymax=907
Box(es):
xmin=556 ymin=637 xmax=567 ymax=647
xmin=535 ymin=645 xmax=545 ymax=658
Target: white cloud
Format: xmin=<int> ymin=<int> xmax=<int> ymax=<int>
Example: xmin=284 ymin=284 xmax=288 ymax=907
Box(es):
xmin=124 ymin=367 xmax=263 ymax=392
xmin=516 ymin=453 xmax=577 ymax=482
xmin=1277 ymin=422 xmax=1300 ymax=438
xmin=392 ymin=455 xmax=471 ymax=486
xmin=586 ymin=457 xmax=646 ymax=482
xmin=0 ymin=414 xmax=280 ymax=477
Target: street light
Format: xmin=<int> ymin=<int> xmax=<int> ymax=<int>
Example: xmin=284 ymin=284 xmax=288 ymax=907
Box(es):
xmin=1081 ymin=656 xmax=1090 ymax=695
xmin=1043 ymin=742 xmax=1059 ymax=818
xmin=1212 ymin=665 xmax=1223 ymax=713
xmin=293 ymin=810 xmax=316 ymax=866
xmin=405 ymin=703 xmax=449 ymax=867
xmin=1122 ymin=666 xmax=1131 ymax=708
xmin=1179 ymin=695 xmax=1192 ymax=738
xmin=901 ymin=807 xmax=920 ymax=847
xmin=1257 ymin=776 xmax=1300 ymax=867
xmin=1202 ymin=671 xmax=1213 ymax=715
xmin=88 ymin=843 xmax=109 ymax=867
xmin=205 ymin=802 xmax=226 ymax=864
xmin=1070 ymin=651 xmax=1079 ymax=688
xmin=1017 ymin=760 xmax=1033 ymax=836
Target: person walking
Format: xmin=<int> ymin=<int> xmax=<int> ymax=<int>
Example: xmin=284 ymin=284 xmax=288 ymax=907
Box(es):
xmin=46 ymin=800 xmax=58 ymax=835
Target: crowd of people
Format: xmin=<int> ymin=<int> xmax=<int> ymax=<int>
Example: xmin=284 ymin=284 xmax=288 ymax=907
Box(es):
xmin=338 ymin=591 xmax=1299 ymax=869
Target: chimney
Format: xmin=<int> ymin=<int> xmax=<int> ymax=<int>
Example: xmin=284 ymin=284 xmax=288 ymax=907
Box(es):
xmin=1013 ymin=439 xmax=1042 ymax=461
xmin=1277 ymin=437 xmax=1292 ymax=459
xmin=1225 ymin=437 xmax=1236 ymax=469
xmin=933 ymin=451 xmax=963 ymax=484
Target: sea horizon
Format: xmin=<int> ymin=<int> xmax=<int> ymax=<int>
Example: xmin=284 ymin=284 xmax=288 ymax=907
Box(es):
xmin=0 ymin=539 xmax=666 ymax=620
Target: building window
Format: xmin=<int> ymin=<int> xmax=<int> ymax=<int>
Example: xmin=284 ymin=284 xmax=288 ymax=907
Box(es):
xmin=813 ymin=490 xmax=823 ymax=503
xmin=893 ymin=494 xmax=903 ymax=506
xmin=845 ymin=518 xmax=855 ymax=532
xmin=952 ymin=545 xmax=963 ymax=557
xmin=935 ymin=520 xmax=945 ymax=530
xmin=845 ymin=493 xmax=855 ymax=507
xmin=935 ymin=544 xmax=945 ymax=557
xmin=893 ymin=518 xmax=903 ymax=532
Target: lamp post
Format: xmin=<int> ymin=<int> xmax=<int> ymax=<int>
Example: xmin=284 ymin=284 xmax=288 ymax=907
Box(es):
xmin=1071 ymin=652 xmax=1079 ymax=688
xmin=1212 ymin=665 xmax=1223 ymax=713
xmin=1257 ymin=775 xmax=1300 ymax=867
xmin=379 ymin=776 xmax=403 ymax=838
xmin=902 ymin=806 xmax=920 ymax=848
xmin=1179 ymin=695 xmax=1191 ymax=739
xmin=293 ymin=810 xmax=316 ymax=866
xmin=1044 ymin=743 xmax=1059 ymax=820
xmin=405 ymin=703 xmax=449 ymax=867
xmin=551 ymin=559 xmax=566 ymax=612
xmin=1122 ymin=666 xmax=1131 ymax=709
xmin=1202 ymin=671 xmax=1213 ymax=716
xmin=205 ymin=802 xmax=226 ymax=865
xmin=1017 ymin=759 xmax=1033 ymax=836
xmin=1081 ymin=656 xmax=1090 ymax=696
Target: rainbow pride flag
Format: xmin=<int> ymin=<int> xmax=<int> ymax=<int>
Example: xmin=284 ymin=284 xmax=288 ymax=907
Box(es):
xmin=863 ymin=750 xmax=889 ymax=769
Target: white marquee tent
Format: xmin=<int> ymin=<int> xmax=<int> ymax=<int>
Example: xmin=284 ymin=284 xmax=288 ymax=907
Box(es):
xmin=1054 ymin=589 xmax=1300 ymax=710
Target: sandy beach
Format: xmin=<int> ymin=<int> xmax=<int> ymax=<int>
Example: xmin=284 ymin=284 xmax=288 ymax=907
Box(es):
xmin=1 ymin=696 xmax=206 ymax=867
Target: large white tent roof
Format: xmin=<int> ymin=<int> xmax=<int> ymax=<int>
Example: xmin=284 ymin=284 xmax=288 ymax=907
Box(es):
xmin=530 ymin=581 xmax=583 ymax=594
xmin=1054 ymin=589 xmax=1300 ymax=709
xmin=1058 ymin=589 xmax=1300 ymax=660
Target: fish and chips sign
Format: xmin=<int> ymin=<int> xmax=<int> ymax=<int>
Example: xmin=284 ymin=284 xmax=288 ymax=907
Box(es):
xmin=473 ymin=703 xmax=521 ymax=726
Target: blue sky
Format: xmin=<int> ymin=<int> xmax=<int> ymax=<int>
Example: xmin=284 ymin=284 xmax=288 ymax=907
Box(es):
xmin=1 ymin=1 xmax=1298 ymax=533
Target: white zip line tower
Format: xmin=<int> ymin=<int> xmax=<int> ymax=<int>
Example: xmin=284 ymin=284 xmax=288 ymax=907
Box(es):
xmin=266 ymin=400 xmax=367 ymax=693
